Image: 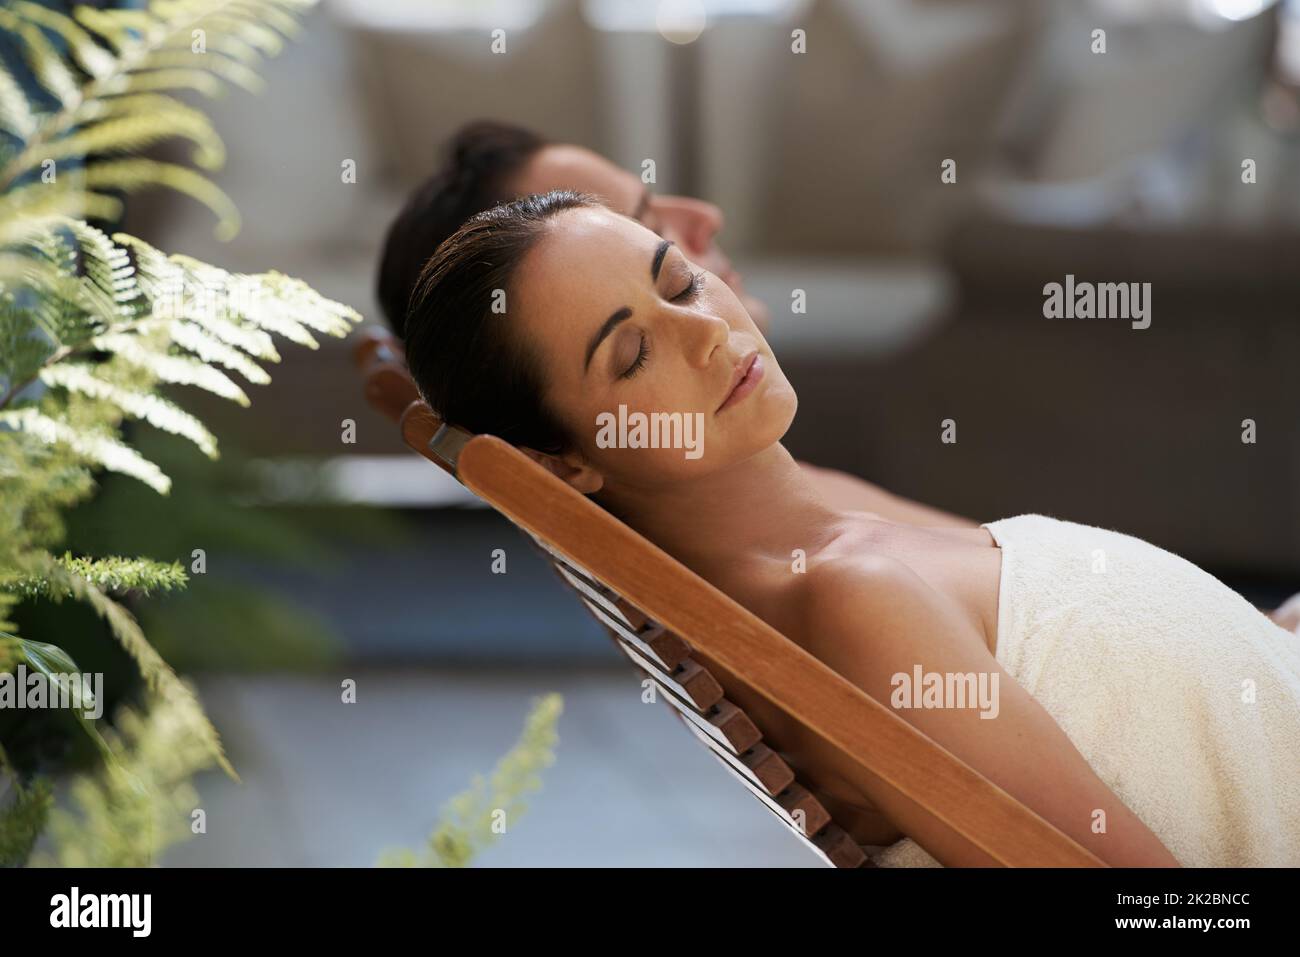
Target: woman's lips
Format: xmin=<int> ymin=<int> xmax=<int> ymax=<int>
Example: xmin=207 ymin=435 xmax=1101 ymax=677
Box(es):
xmin=717 ymin=351 xmax=763 ymax=413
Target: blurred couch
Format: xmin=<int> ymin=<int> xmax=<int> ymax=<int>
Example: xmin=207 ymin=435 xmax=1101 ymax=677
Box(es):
xmin=778 ymin=214 xmax=1300 ymax=577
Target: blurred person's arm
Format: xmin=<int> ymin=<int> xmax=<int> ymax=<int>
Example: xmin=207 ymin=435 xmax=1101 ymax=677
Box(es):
xmin=798 ymin=462 xmax=979 ymax=529
xmin=1268 ymin=593 xmax=1300 ymax=634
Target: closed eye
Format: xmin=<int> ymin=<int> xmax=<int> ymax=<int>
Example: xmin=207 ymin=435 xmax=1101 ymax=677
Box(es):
xmin=613 ymin=268 xmax=706 ymax=381
xmin=672 ymin=270 xmax=705 ymax=303
xmin=621 ymin=336 xmax=650 ymax=379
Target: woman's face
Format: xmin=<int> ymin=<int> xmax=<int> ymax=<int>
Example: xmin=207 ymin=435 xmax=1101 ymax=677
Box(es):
xmin=512 ymin=205 xmax=797 ymax=490
xmin=510 ymin=144 xmax=771 ymax=332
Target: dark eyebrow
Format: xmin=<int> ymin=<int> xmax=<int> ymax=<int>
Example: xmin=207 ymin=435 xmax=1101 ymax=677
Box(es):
xmin=651 ymin=238 xmax=672 ymax=281
xmin=584 ymin=307 xmax=632 ymax=372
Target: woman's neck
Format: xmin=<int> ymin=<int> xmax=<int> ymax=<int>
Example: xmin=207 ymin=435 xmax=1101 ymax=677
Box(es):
xmin=597 ymin=443 xmax=845 ymax=581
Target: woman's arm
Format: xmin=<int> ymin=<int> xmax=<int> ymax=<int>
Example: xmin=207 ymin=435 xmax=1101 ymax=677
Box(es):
xmin=800 ymin=556 xmax=1182 ymax=867
xmin=797 ymin=461 xmax=979 ymax=529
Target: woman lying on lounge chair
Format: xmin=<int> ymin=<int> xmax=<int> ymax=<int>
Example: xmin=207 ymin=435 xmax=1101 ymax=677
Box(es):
xmin=401 ymin=189 xmax=1300 ymax=868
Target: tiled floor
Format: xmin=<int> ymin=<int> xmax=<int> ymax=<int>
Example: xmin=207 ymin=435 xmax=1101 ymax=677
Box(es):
xmin=162 ymin=667 xmax=821 ymax=868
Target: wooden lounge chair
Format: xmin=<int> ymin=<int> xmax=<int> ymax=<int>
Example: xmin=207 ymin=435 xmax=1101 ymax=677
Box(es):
xmin=352 ymin=327 xmax=1104 ymax=869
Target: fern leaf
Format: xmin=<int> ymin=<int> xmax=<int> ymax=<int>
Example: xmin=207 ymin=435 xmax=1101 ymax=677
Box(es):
xmin=0 ymin=10 xmax=79 ymax=108
xmin=69 ymin=6 xmax=161 ymax=56
xmin=85 ymin=159 xmax=240 ymax=241
xmin=11 ymin=2 xmax=119 ymax=81
xmin=162 ymin=28 xmax=265 ymax=67
xmin=0 ymin=632 xmax=115 ymax=762
xmin=378 ymin=694 xmax=563 ymax=868
xmin=0 ymin=775 xmax=53 ymax=867
xmin=227 ymin=1 xmax=310 ymax=41
xmin=0 ymin=181 xmax=125 ymax=233
xmin=30 ymin=678 xmax=231 ymax=867
xmin=1 ymin=407 xmax=170 ymax=493
xmin=74 ymin=92 xmax=225 ymax=163
xmin=39 ymin=363 xmax=220 ymax=456
xmin=90 ymin=333 xmax=250 ymax=406
xmin=167 ymin=320 xmax=270 ymax=385
xmin=98 ymin=67 xmax=226 ymax=99
xmin=117 ymin=49 xmax=266 ymax=95
xmin=35 ymin=113 xmax=225 ymax=171
xmin=39 ymin=554 xmax=187 ymax=595
xmin=0 ymin=62 xmax=35 ymax=140
xmin=37 ymin=560 xmax=236 ymax=780
xmin=62 ymin=219 xmax=141 ymax=308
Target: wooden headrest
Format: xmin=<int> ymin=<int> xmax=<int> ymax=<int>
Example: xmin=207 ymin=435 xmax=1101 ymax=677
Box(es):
xmin=352 ymin=326 xmax=420 ymax=424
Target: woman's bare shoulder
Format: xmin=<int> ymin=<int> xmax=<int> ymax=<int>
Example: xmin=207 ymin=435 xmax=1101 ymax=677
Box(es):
xmin=794 ymin=550 xmax=962 ymax=652
xmin=795 ymin=548 xmax=941 ymax=631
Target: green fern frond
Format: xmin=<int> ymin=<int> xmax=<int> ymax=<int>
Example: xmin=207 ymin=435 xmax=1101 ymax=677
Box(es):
xmin=39 ymin=112 xmax=225 ymax=172
xmin=378 ymin=695 xmax=564 ymax=868
xmin=0 ymin=774 xmax=53 ymax=867
xmin=91 ymin=332 xmax=250 ymax=406
xmin=0 ymin=179 xmax=125 ymax=232
xmin=39 ymin=363 xmax=220 ymax=456
xmin=173 ymin=15 xmax=285 ymax=59
xmin=64 ymin=219 xmax=141 ymax=308
xmin=18 ymin=554 xmax=188 ymax=597
xmin=0 ymin=9 xmax=80 ymax=108
xmin=98 ymin=66 xmax=226 ymax=100
xmin=1 ymin=631 xmax=117 ymax=766
xmin=30 ymin=679 xmax=229 ymax=867
xmin=70 ymin=6 xmax=160 ymax=54
xmin=83 ymin=158 xmax=240 ymax=240
xmin=1 ymin=407 xmax=171 ymax=493
xmin=166 ymin=320 xmax=270 ymax=385
xmin=36 ymin=558 xmax=235 ymax=780
xmin=0 ymin=0 xmax=365 ymax=868
xmin=0 ymin=62 xmax=36 ymax=140
xmin=9 ymin=2 xmax=118 ymax=80
xmin=0 ymin=0 xmax=320 ymax=237
xmin=2 ymin=218 xmax=358 ymax=490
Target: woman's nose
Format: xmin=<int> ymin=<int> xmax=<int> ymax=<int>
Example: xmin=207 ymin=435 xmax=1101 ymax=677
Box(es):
xmin=675 ymin=307 xmax=730 ymax=370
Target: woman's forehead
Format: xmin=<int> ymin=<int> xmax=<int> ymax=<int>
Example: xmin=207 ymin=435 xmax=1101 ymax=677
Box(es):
xmin=513 ymin=208 xmax=657 ymax=355
xmin=523 ymin=206 xmax=654 ymax=283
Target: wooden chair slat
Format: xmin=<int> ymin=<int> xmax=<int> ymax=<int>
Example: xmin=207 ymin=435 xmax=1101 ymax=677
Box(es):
xmin=816 ymin=825 xmax=873 ymax=869
xmin=397 ymin=399 xmax=452 ymax=474
xmin=575 ymin=592 xmax=693 ymax=675
xmin=681 ymin=712 xmax=800 ymax=795
xmin=688 ymin=721 xmax=867 ymax=867
xmin=611 ymin=633 xmax=724 ymax=712
xmin=355 ymin=330 xmax=420 ymax=424
xmin=637 ymin=670 xmax=764 ymax=756
xmin=662 ymin=699 xmax=798 ymax=797
xmin=554 ymin=562 xmax=640 ymax=633
xmin=456 ymin=434 xmax=1104 ymax=868
xmin=611 ymin=596 xmax=651 ymax=631
xmin=365 ymin=364 xmax=420 ymax=423
xmin=354 ymin=327 xmax=403 ymax=369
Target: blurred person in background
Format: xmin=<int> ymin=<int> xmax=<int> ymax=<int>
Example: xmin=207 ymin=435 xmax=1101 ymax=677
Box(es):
xmin=376 ymin=120 xmax=974 ymax=528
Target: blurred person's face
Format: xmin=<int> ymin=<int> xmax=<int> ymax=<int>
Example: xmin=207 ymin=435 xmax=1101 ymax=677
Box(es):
xmin=508 ymin=144 xmax=772 ymax=333
xmin=512 ymin=205 xmax=796 ymax=493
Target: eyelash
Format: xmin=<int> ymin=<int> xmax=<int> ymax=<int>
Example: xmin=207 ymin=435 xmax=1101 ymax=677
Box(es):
xmin=621 ymin=337 xmax=651 ymax=379
xmin=619 ymin=270 xmax=705 ymax=380
xmin=674 ymin=269 xmax=706 ymax=303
